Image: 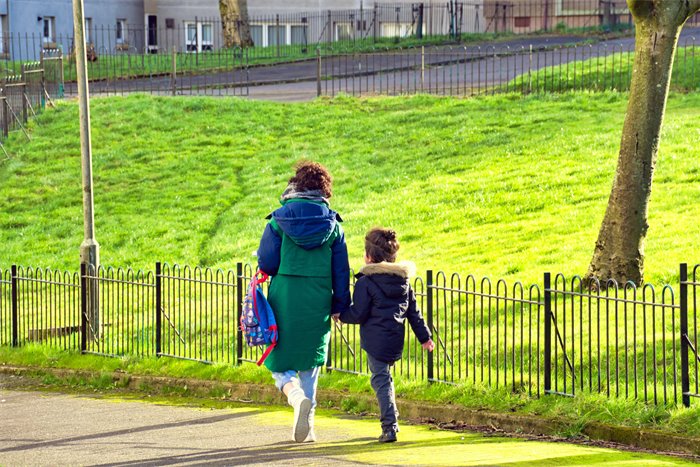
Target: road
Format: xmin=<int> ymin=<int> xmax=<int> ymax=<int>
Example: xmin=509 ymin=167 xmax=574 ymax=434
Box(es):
xmin=0 ymin=389 xmax=695 ymax=466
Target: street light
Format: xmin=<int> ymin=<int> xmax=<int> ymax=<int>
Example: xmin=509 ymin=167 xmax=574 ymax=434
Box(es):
xmin=72 ymin=0 xmax=99 ymax=338
xmin=71 ymin=0 xmax=99 ymax=270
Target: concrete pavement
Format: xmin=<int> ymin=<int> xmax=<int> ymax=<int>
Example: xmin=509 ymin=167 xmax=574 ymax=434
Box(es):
xmin=0 ymin=389 xmax=695 ymax=466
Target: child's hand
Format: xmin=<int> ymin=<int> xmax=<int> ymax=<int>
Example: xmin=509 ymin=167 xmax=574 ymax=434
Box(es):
xmin=422 ymin=339 xmax=435 ymax=352
xmin=332 ymin=313 xmax=341 ymax=324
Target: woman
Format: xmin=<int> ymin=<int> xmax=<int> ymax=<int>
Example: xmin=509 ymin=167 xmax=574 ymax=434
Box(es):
xmin=257 ymin=161 xmax=351 ymax=443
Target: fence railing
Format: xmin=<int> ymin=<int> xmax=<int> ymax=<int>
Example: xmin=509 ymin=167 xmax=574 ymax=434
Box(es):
xmin=3 ymin=23 xmax=697 ymax=99
xmin=0 ymin=51 xmax=63 ymax=149
xmin=319 ymin=36 xmax=700 ymax=97
xmin=1 ymin=261 xmax=698 ymax=408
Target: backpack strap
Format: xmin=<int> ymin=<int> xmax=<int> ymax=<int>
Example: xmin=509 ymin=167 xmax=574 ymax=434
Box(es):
xmin=256 ymin=330 xmax=277 ymax=366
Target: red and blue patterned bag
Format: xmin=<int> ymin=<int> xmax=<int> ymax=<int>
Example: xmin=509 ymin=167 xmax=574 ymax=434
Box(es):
xmin=240 ymin=270 xmax=278 ymax=365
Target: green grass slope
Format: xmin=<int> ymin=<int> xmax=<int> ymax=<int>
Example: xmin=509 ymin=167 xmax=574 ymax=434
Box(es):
xmin=1 ymin=92 xmax=699 ymax=285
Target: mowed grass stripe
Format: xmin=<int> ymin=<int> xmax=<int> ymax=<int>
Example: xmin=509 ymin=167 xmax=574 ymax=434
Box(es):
xmin=1 ymin=92 xmax=699 ymax=285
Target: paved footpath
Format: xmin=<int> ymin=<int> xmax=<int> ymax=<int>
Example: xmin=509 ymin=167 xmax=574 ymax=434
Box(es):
xmin=0 ymin=389 xmax=696 ymax=466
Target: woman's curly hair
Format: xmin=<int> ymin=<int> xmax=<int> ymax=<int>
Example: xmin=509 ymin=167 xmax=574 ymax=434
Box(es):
xmin=365 ymin=227 xmax=400 ymax=263
xmin=289 ymin=161 xmax=333 ymax=198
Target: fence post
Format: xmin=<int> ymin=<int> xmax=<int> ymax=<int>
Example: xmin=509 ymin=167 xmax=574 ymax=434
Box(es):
xmin=373 ymin=5 xmax=378 ymax=42
xmin=195 ymin=16 xmax=199 ymax=65
xmin=416 ymin=3 xmax=424 ymax=39
xmin=426 ymin=269 xmax=434 ymax=382
xmin=276 ymin=14 xmax=281 ymax=58
xmin=10 ymin=265 xmax=18 ymax=347
xmin=171 ymin=47 xmax=177 ymax=96
xmin=19 ymin=66 xmax=28 ymax=123
xmin=1 ymin=91 xmax=9 ymax=138
xmin=328 ymin=10 xmax=333 ymax=46
xmin=236 ymin=262 xmax=243 ymax=365
xmin=421 ymin=46 xmax=425 ymax=91
xmin=59 ymin=51 xmax=65 ymax=98
xmin=155 ymin=262 xmax=162 ymax=357
xmin=80 ymin=263 xmax=87 ymax=353
xmin=680 ymin=263 xmax=691 ymax=407
xmin=544 ymin=272 xmax=552 ymax=395
xmin=528 ymin=44 xmax=533 ymax=94
xmin=316 ymin=47 xmax=322 ymax=97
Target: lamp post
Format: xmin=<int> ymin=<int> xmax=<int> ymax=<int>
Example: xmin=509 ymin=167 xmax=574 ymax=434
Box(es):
xmin=72 ymin=0 xmax=99 ymax=338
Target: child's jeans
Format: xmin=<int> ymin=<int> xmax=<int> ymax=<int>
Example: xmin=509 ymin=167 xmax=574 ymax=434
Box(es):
xmin=367 ymin=354 xmax=399 ymax=432
xmin=272 ymin=366 xmax=321 ymax=425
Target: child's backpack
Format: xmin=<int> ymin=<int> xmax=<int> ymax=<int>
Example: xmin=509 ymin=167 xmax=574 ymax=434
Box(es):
xmin=240 ymin=270 xmax=278 ymax=366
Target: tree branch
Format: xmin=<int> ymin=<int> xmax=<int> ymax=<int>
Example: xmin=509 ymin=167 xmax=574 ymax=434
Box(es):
xmin=690 ymin=0 xmax=700 ymax=15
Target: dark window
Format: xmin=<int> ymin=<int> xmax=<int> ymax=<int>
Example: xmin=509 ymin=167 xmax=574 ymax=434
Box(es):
xmin=166 ymin=18 xmax=175 ymax=29
xmin=514 ymin=16 xmax=531 ymax=28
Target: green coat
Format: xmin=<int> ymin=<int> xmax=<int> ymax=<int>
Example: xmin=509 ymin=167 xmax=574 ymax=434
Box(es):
xmin=258 ymin=200 xmax=346 ymax=373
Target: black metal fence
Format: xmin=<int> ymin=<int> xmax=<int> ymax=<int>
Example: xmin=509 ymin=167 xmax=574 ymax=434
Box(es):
xmin=1 ymin=6 xmax=697 ymax=98
xmin=1 ymin=261 xmax=698 ymax=408
xmin=320 ymin=36 xmax=700 ymax=97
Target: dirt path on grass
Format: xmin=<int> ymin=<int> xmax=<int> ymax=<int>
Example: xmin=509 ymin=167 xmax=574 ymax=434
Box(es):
xmin=0 ymin=388 xmax=694 ymax=466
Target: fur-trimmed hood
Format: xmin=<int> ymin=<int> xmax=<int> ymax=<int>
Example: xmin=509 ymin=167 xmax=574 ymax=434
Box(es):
xmin=359 ymin=261 xmax=416 ymax=279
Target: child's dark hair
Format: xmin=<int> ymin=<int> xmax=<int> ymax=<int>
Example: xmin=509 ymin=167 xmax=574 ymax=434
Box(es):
xmin=288 ymin=161 xmax=333 ymax=198
xmin=365 ymin=227 xmax=400 ymax=263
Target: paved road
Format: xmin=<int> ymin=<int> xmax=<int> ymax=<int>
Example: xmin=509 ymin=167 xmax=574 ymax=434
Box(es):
xmin=0 ymin=389 xmax=695 ymax=466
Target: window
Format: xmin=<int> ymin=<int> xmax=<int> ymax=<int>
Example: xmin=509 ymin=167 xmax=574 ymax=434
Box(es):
xmin=84 ymin=17 xmax=93 ymax=43
xmin=335 ymin=23 xmax=352 ymax=41
xmin=250 ymin=25 xmax=263 ymax=46
xmin=165 ymin=18 xmax=175 ymax=29
xmin=290 ymin=25 xmax=307 ymax=46
xmin=248 ymin=24 xmax=305 ymax=48
xmin=201 ymin=22 xmax=213 ymax=51
xmin=0 ymin=15 xmax=6 ymax=54
xmin=267 ymin=26 xmax=286 ymax=47
xmin=116 ymin=18 xmax=127 ymax=44
xmin=42 ymin=16 xmax=56 ymax=44
xmin=514 ymin=16 xmax=531 ymax=28
xmin=185 ymin=22 xmax=197 ymax=51
xmin=380 ymin=22 xmax=413 ymax=38
xmin=185 ymin=21 xmax=214 ymax=52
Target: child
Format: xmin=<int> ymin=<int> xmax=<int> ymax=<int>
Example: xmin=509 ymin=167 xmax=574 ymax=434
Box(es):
xmin=337 ymin=227 xmax=434 ymax=443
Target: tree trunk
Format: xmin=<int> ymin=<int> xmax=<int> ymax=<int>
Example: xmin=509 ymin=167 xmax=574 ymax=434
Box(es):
xmin=219 ymin=0 xmax=254 ymax=48
xmin=587 ymin=0 xmax=699 ymax=284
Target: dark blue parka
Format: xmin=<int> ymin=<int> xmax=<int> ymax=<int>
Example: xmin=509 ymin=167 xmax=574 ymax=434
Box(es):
xmin=340 ymin=262 xmax=431 ymax=364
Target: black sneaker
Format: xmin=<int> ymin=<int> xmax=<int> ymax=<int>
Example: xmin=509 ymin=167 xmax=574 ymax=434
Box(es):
xmin=378 ymin=430 xmax=397 ymax=443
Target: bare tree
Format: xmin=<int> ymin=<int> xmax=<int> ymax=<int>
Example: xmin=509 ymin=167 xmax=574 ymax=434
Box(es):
xmin=587 ymin=0 xmax=700 ymax=284
xmin=219 ymin=0 xmax=254 ymax=48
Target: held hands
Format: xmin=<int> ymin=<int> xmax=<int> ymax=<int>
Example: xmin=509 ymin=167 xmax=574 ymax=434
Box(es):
xmin=422 ymin=339 xmax=435 ymax=352
xmin=331 ymin=313 xmax=341 ymax=324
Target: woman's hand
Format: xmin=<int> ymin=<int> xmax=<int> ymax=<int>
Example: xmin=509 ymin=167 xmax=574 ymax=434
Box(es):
xmin=332 ymin=313 xmax=341 ymax=324
xmin=422 ymin=339 xmax=435 ymax=352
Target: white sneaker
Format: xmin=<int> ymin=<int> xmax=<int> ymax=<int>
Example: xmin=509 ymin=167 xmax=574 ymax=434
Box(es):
xmin=303 ymin=428 xmax=316 ymax=443
xmin=288 ymin=387 xmax=312 ymax=443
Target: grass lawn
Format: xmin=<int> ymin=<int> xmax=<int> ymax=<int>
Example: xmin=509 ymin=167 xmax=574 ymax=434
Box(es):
xmin=1 ymin=92 xmax=699 ymax=286
xmin=1 ymin=91 xmax=700 ymax=445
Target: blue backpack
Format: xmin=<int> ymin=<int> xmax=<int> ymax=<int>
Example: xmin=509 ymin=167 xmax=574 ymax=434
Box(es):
xmin=240 ymin=270 xmax=278 ymax=366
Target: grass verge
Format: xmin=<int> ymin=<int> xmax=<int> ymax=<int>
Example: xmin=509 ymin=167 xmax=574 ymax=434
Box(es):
xmin=2 ymin=345 xmax=699 ymax=442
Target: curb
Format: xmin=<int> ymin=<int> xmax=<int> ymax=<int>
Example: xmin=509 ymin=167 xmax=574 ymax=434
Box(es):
xmin=1 ymin=365 xmax=699 ymax=458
